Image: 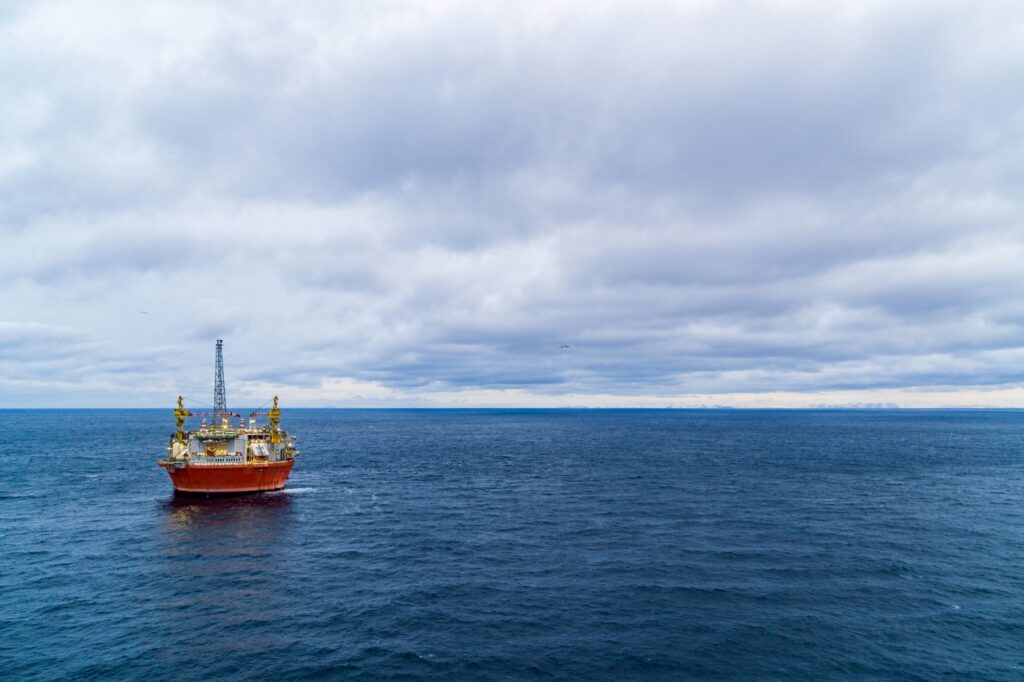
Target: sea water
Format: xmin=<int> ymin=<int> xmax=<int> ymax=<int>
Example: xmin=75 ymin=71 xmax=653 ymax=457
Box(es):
xmin=2 ymin=409 xmax=1023 ymax=680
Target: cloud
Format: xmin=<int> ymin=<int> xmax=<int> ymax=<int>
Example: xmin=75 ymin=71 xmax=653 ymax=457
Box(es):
xmin=1 ymin=0 xmax=1023 ymax=407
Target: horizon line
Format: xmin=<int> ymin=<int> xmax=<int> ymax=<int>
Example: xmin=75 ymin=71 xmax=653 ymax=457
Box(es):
xmin=4 ymin=406 xmax=1024 ymax=411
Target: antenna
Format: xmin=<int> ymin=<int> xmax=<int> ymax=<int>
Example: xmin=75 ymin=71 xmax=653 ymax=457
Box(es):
xmin=214 ymin=339 xmax=227 ymax=414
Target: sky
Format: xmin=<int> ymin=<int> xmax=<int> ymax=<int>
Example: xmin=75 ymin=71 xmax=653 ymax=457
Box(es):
xmin=2 ymin=0 xmax=1024 ymax=408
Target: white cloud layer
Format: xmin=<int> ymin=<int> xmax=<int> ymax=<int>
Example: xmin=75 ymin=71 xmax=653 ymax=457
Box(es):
xmin=2 ymin=0 xmax=1024 ymax=407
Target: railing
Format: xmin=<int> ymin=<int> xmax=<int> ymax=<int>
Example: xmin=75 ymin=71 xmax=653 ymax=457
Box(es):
xmin=187 ymin=455 xmax=244 ymax=466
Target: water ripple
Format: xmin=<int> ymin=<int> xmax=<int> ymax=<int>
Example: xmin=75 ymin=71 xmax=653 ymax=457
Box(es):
xmin=2 ymin=409 xmax=1024 ymax=680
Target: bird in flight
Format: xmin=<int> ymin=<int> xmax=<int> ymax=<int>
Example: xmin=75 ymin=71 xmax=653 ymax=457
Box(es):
xmin=140 ymin=311 xmax=149 ymax=315
xmin=559 ymin=344 xmax=570 ymax=349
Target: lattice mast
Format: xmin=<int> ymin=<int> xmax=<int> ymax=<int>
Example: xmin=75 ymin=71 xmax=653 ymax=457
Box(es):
xmin=214 ymin=339 xmax=227 ymax=415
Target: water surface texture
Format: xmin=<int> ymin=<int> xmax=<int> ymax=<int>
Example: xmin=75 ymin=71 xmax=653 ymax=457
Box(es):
xmin=2 ymin=409 xmax=1024 ymax=680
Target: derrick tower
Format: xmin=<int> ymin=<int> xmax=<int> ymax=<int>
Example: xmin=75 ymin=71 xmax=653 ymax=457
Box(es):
xmin=214 ymin=339 xmax=227 ymax=414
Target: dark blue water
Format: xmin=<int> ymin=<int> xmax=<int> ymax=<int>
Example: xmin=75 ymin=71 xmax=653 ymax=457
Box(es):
xmin=3 ymin=409 xmax=1024 ymax=680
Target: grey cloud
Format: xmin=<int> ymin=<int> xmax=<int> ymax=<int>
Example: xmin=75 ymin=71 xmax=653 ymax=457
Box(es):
xmin=2 ymin=1 xmax=1024 ymax=406
xmin=111 ymin=2 xmax=1014 ymax=211
xmin=0 ymin=322 xmax=87 ymax=359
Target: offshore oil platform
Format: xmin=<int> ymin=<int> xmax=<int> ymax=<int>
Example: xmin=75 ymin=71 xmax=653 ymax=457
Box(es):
xmin=158 ymin=340 xmax=297 ymax=495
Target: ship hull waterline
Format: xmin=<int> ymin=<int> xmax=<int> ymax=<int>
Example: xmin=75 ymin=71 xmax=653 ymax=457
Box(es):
xmin=159 ymin=460 xmax=294 ymax=496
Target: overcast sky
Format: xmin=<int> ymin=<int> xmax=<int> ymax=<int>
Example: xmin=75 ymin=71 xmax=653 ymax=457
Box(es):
xmin=2 ymin=0 xmax=1023 ymax=408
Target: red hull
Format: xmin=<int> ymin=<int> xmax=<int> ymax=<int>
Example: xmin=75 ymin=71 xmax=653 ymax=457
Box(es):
xmin=160 ymin=460 xmax=294 ymax=494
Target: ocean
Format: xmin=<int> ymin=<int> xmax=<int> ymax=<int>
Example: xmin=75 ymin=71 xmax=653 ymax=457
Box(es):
xmin=2 ymin=409 xmax=1023 ymax=680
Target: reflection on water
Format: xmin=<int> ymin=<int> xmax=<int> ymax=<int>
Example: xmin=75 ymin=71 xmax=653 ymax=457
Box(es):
xmin=161 ymin=490 xmax=295 ymax=534
xmin=156 ymin=491 xmax=298 ymax=598
xmin=153 ymin=491 xmax=301 ymax=669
